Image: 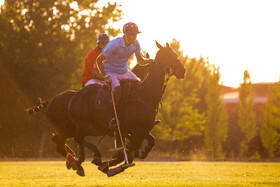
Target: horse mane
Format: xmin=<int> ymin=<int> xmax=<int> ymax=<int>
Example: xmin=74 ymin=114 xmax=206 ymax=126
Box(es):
xmin=118 ymin=79 xmax=142 ymax=94
xmin=131 ymin=64 xmax=151 ymax=81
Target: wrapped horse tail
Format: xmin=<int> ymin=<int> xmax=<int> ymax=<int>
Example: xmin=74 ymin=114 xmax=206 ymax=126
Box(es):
xmin=26 ymin=98 xmax=49 ymax=115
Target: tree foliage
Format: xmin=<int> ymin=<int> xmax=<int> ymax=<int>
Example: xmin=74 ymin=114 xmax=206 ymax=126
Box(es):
xmin=204 ymin=66 xmax=227 ymax=158
xmin=238 ymin=70 xmax=256 ymax=157
xmin=153 ymin=39 xmax=229 ymax=157
xmin=0 ymin=0 xmax=122 ymax=97
xmin=261 ymin=81 xmax=280 ymax=157
xmin=154 ymin=39 xmax=205 ymax=144
xmin=0 ymin=0 xmax=122 ymax=157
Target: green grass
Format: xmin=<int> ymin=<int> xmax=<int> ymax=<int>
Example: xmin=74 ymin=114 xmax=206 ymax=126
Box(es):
xmin=0 ymin=161 xmax=280 ymax=186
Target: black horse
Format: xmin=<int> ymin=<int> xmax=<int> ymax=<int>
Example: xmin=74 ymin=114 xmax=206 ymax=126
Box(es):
xmin=67 ymin=41 xmax=186 ymax=177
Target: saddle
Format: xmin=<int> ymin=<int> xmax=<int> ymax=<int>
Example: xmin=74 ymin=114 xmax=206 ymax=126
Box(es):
xmin=85 ymin=81 xmax=134 ymax=112
xmin=78 ymin=80 xmax=141 ymax=121
xmin=94 ymin=85 xmax=113 ymax=111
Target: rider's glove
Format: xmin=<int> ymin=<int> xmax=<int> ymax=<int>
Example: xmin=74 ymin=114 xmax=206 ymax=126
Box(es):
xmin=104 ymin=75 xmax=112 ymax=84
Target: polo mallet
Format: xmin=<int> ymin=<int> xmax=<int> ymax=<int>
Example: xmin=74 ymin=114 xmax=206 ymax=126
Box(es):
xmin=108 ymin=80 xmax=135 ymax=168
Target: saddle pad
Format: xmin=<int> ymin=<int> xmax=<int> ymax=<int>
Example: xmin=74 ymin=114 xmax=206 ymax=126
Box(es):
xmin=94 ymin=85 xmax=112 ymax=111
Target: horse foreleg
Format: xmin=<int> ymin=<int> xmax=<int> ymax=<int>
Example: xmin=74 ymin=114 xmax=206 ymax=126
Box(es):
xmin=98 ymin=136 xmax=124 ymax=174
xmin=98 ymin=148 xmax=125 ymax=174
xmin=83 ymin=140 xmax=102 ymax=166
xmin=135 ymin=133 xmax=155 ymax=159
xmin=106 ymin=136 xmax=141 ymax=177
xmin=126 ymin=135 xmax=144 ymax=163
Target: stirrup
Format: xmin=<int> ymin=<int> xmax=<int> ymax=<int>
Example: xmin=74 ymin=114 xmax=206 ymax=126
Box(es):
xmin=109 ymin=118 xmax=117 ymax=130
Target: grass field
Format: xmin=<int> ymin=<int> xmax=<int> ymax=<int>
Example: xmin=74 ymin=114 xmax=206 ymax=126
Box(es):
xmin=0 ymin=161 xmax=280 ymax=186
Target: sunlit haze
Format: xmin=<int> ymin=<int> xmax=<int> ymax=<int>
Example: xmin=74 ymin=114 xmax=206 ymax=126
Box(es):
xmin=107 ymin=0 xmax=280 ymax=87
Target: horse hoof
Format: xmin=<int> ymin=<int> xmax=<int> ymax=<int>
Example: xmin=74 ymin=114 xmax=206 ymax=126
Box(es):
xmin=71 ymin=162 xmax=78 ymax=170
xmin=107 ymin=170 xmax=115 ymax=177
xmin=66 ymin=161 xmax=71 ymax=170
xmin=121 ymin=163 xmax=135 ymax=169
xmin=76 ymin=166 xmax=85 ymax=177
xmin=98 ymin=163 xmax=108 ymax=174
xmin=91 ymin=157 xmax=102 ymax=166
xmin=107 ymin=165 xmax=124 ymax=177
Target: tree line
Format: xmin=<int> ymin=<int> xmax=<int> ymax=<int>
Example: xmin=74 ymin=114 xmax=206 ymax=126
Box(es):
xmin=1 ymin=0 xmax=280 ymax=159
xmin=153 ymin=40 xmax=280 ymax=160
xmin=0 ymin=0 xmax=122 ymax=157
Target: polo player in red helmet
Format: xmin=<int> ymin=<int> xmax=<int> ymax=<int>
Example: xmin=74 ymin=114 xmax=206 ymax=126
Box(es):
xmin=82 ymin=33 xmax=110 ymax=87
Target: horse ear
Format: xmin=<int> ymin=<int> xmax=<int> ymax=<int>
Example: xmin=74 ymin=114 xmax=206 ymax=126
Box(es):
xmin=166 ymin=43 xmax=170 ymax=48
xmin=155 ymin=40 xmax=163 ymax=49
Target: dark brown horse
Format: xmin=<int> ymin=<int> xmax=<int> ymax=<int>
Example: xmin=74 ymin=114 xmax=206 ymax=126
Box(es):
xmin=27 ymin=57 xmax=155 ymax=176
xmin=67 ymin=41 xmax=186 ymax=177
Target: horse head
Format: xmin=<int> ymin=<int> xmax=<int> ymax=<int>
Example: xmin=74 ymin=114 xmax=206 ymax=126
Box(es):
xmin=155 ymin=41 xmax=186 ymax=79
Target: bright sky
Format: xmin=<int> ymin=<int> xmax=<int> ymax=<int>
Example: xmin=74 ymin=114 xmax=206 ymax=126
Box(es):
xmin=1 ymin=0 xmax=279 ymax=87
xmin=109 ymin=0 xmax=280 ymax=87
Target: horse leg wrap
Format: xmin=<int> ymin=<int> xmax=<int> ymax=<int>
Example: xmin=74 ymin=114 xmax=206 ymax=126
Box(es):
xmin=65 ymin=144 xmax=76 ymax=156
xmin=107 ymin=165 xmax=124 ymax=177
xmin=91 ymin=155 xmax=102 ymax=166
xmin=121 ymin=163 xmax=135 ymax=169
xmin=102 ymin=158 xmax=118 ymax=167
xmin=98 ymin=162 xmax=109 ymax=174
xmin=98 ymin=158 xmax=119 ymax=174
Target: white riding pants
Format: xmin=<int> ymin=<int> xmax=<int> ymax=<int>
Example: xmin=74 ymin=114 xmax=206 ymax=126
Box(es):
xmin=108 ymin=70 xmax=140 ymax=89
xmin=84 ymin=79 xmax=106 ymax=87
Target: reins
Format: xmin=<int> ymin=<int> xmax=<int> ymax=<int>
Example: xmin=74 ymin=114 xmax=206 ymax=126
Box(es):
xmin=157 ymin=70 xmax=172 ymax=113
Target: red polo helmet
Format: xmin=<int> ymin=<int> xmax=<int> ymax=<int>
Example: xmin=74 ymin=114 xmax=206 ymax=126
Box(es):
xmin=123 ymin=22 xmax=141 ymax=34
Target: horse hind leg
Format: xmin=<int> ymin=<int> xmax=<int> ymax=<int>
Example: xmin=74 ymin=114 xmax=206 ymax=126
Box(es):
xmin=52 ymin=133 xmax=67 ymax=158
xmin=52 ymin=134 xmax=79 ymax=171
xmin=83 ymin=140 xmax=102 ymax=166
xmin=73 ymin=134 xmax=86 ymax=177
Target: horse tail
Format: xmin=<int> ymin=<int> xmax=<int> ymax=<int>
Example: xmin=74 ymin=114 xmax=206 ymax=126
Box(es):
xmin=27 ymin=98 xmax=49 ymax=115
